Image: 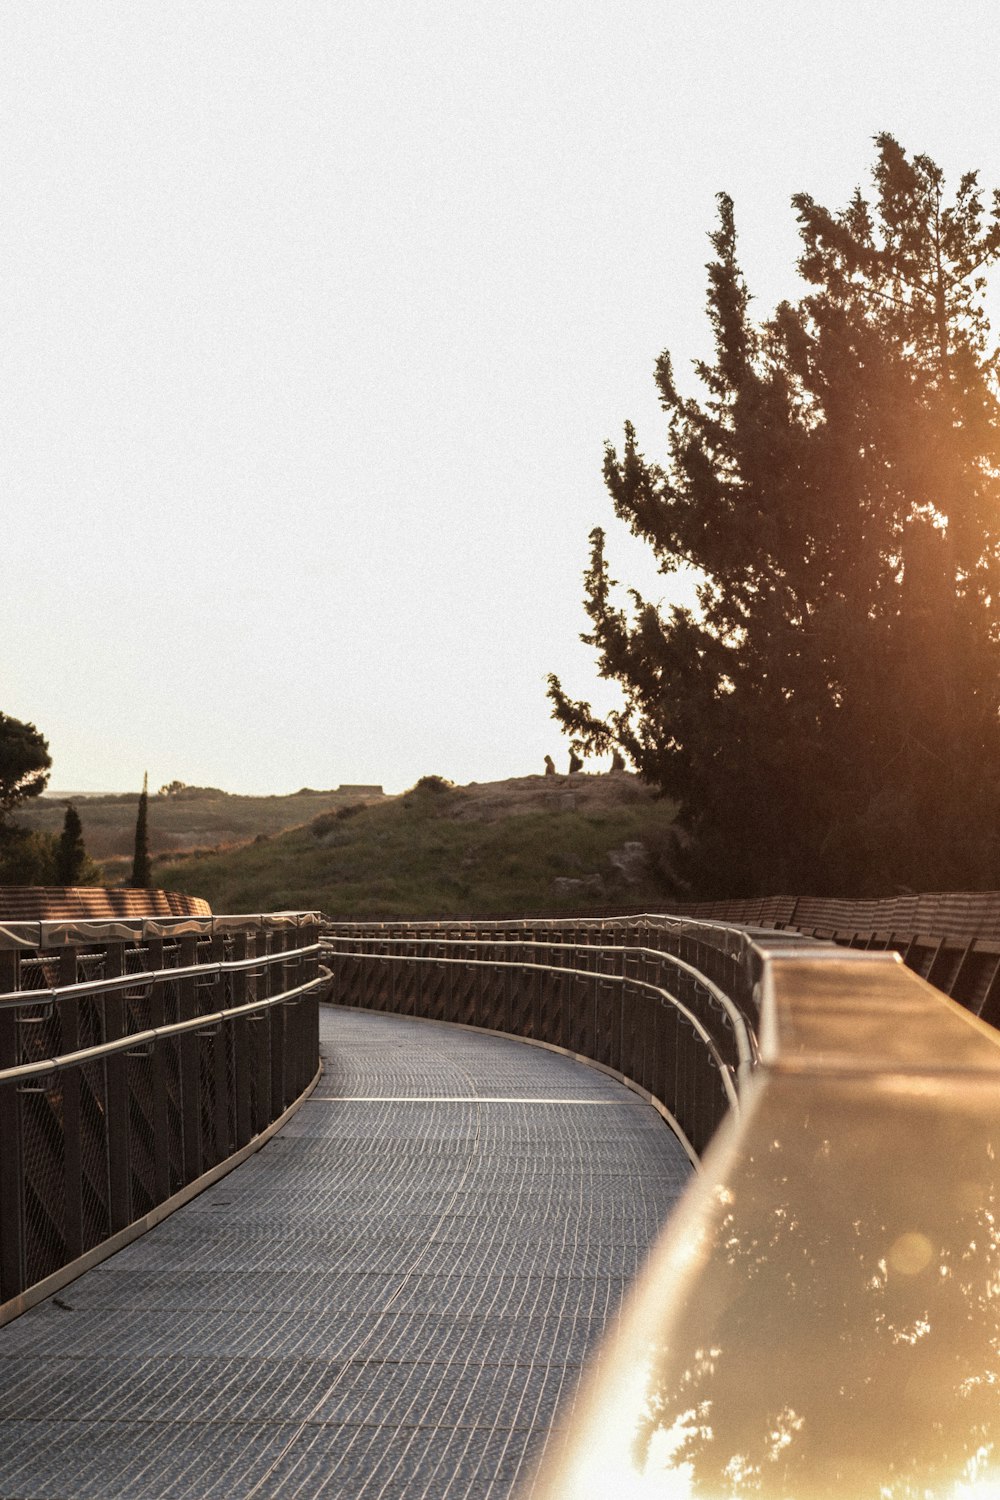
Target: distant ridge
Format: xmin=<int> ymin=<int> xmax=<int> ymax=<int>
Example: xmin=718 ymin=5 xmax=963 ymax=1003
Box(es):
xmin=42 ymin=789 xmax=116 ymax=800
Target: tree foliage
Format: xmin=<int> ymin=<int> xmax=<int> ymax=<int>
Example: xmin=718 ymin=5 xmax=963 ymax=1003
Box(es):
xmin=54 ymin=802 xmax=88 ymax=885
xmin=0 ymin=712 xmax=51 ymax=822
xmin=0 ymin=712 xmax=55 ymax=886
xmin=549 ymin=136 xmax=1000 ymax=897
xmin=0 ymin=827 xmax=58 ymax=886
xmin=129 ymin=773 xmax=152 ymax=889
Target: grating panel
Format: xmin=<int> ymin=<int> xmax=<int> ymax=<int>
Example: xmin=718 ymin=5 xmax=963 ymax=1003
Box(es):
xmin=0 ymin=1006 xmax=691 ymax=1500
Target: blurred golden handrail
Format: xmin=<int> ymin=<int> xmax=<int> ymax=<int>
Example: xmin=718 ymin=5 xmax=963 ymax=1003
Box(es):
xmin=531 ymin=945 xmax=1000 ymax=1499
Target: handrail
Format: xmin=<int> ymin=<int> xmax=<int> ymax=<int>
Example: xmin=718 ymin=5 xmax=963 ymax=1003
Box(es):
xmin=528 ymin=942 xmax=1000 ymax=1497
xmin=0 ymin=910 xmax=323 ymax=950
xmin=323 ymin=931 xmax=757 ymax=1071
xmin=324 ymin=912 xmax=1000 ymax=1493
xmin=0 ymin=941 xmax=321 ymax=1013
xmin=322 ymin=914 xmax=773 ymax=1158
xmin=0 ymin=911 xmax=323 ymax=1321
xmin=329 ymin=945 xmax=739 ymax=1130
xmin=0 ymin=973 xmax=327 ymax=1085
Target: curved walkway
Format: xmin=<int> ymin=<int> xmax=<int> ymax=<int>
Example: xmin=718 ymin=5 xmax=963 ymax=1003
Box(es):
xmin=0 ymin=1008 xmax=691 ymax=1499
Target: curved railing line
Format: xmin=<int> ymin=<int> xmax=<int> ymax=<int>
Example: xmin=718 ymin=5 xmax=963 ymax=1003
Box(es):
xmin=0 ymin=973 xmax=328 ymax=1087
xmin=324 ymin=911 xmax=793 ymax=939
xmin=324 ymin=908 xmax=820 ymax=970
xmin=528 ymin=940 xmax=1000 ymax=1498
xmin=0 ymin=910 xmax=324 ymax=951
xmin=323 ymin=933 xmax=756 ymax=1073
xmin=0 ymin=942 xmax=321 ymax=1013
xmin=329 ymin=946 xmax=740 ymax=1114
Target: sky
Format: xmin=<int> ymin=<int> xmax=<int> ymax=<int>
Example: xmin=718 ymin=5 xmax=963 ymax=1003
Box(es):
xmin=3 ymin=1 xmax=1000 ymax=795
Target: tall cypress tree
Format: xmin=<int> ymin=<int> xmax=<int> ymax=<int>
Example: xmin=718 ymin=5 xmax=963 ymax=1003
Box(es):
xmin=54 ymin=802 xmax=87 ymax=886
xmin=549 ymin=136 xmax=1000 ymax=897
xmin=129 ymin=772 xmax=152 ymax=890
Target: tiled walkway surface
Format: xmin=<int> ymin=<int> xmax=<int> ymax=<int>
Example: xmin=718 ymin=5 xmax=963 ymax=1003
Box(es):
xmin=0 ymin=1008 xmax=692 ymax=1499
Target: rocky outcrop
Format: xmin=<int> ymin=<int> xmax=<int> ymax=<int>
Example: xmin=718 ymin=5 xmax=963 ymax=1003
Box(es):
xmin=607 ymin=841 xmax=651 ymax=885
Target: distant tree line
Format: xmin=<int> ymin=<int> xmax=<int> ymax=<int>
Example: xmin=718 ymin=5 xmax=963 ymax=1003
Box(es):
xmin=550 ymin=136 xmax=1000 ymax=897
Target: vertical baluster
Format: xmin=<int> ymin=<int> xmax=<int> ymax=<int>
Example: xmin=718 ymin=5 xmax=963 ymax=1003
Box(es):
xmin=178 ymin=934 xmax=202 ymax=1185
xmin=0 ymin=947 xmax=24 ymax=1301
xmin=58 ymin=943 xmax=83 ymax=1262
xmin=103 ymin=941 xmax=131 ymax=1233
xmin=302 ymin=917 xmax=320 ymax=1094
xmin=252 ymin=927 xmax=270 ymax=1135
xmin=231 ymin=932 xmax=252 ymax=1148
xmin=146 ymin=936 xmax=170 ymax=1204
xmin=269 ymin=927 xmax=288 ymax=1118
xmin=210 ymin=930 xmax=229 ymax=1164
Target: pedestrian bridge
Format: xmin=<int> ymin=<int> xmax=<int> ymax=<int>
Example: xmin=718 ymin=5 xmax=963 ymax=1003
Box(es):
xmin=0 ymin=1004 xmax=689 ymax=1497
xmin=1 ymin=908 xmax=999 ymax=1498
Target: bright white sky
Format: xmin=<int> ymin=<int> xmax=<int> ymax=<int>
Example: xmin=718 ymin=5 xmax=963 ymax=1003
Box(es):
xmin=3 ymin=1 xmax=999 ymax=795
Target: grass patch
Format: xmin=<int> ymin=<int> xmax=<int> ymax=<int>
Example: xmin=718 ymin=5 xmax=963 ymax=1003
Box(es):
xmin=15 ymin=787 xmax=386 ymax=862
xmin=154 ymin=779 xmax=680 ymax=917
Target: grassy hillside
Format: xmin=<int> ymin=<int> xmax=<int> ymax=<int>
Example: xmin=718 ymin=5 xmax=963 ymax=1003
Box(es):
xmin=16 ymin=784 xmax=386 ymax=881
xmin=153 ymin=773 xmax=680 ymax=917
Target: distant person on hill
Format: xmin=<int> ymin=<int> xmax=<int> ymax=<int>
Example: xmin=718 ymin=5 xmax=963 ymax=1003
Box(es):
xmin=611 ymin=750 xmax=626 ymax=772
xmin=544 ymin=755 xmax=556 ymax=776
xmin=568 ymin=751 xmax=583 ymax=773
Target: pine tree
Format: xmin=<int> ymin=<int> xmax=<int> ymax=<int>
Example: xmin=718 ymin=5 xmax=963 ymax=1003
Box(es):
xmin=54 ymin=803 xmax=87 ymax=886
xmin=549 ymin=136 xmax=1000 ymax=897
xmin=0 ymin=712 xmax=51 ymax=824
xmin=129 ymin=773 xmax=152 ymax=890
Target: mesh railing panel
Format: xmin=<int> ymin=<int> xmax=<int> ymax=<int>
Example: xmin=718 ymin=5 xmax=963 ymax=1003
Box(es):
xmin=323 ymin=929 xmax=736 ymax=1158
xmin=0 ymin=916 xmax=322 ymax=1311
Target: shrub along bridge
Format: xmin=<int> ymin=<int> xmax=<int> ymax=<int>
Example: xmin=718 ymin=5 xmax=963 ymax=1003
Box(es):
xmin=0 ymin=904 xmax=998 ymax=1497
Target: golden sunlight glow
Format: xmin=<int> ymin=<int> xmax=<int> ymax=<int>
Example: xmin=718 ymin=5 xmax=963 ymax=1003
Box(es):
xmin=948 ymin=1444 xmax=1000 ymax=1499
xmin=889 ymin=1231 xmax=934 ymax=1275
xmin=559 ymin=1358 xmax=697 ymax=1500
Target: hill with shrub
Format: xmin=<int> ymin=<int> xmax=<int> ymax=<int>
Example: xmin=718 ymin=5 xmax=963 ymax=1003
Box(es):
xmin=153 ymin=772 xmax=679 ymax=917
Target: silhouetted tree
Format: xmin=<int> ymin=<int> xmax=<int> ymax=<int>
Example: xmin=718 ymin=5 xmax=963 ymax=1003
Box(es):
xmin=549 ymin=136 xmax=1000 ymax=897
xmin=54 ymin=802 xmax=87 ymax=885
xmin=0 ymin=712 xmax=54 ymax=885
xmin=0 ymin=712 xmax=51 ymax=824
xmin=129 ymin=773 xmax=152 ymax=889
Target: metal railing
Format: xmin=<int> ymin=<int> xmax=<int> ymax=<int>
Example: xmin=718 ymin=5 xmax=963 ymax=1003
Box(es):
xmin=648 ymin=890 xmax=1000 ymax=1020
xmin=0 ymin=911 xmax=325 ymax=1320
xmin=529 ymin=939 xmax=1000 ymax=1498
xmin=322 ymin=913 xmax=790 ymax=1158
xmin=324 ymin=913 xmax=1000 ymax=1495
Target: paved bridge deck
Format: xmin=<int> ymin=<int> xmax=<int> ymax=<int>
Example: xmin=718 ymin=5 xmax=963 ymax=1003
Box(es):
xmin=0 ymin=1008 xmax=691 ymax=1499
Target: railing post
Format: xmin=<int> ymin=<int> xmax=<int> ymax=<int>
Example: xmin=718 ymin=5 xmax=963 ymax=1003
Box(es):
xmin=251 ymin=925 xmax=270 ymax=1135
xmin=301 ymin=918 xmax=320 ymax=1095
xmin=178 ymin=934 xmax=202 ymax=1185
xmin=103 ymin=940 xmax=131 ymax=1234
xmin=231 ymin=931 xmax=253 ymax=1148
xmin=284 ymin=924 xmax=300 ymax=1098
xmin=146 ymin=936 xmax=171 ymax=1204
xmin=0 ymin=948 xmax=25 ymax=1300
xmin=210 ymin=930 xmax=229 ymax=1165
xmin=269 ymin=926 xmax=288 ymax=1117
xmin=58 ymin=943 xmax=84 ymax=1262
